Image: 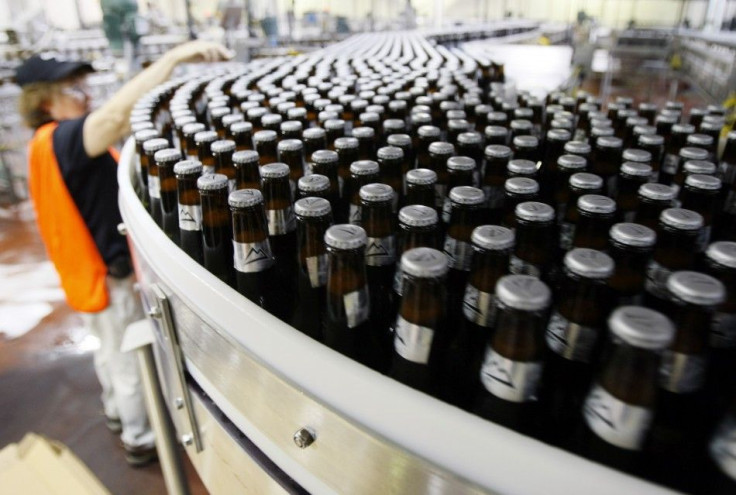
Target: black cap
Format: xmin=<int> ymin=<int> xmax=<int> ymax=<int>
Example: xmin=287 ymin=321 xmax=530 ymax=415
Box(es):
xmin=15 ymin=53 xmax=93 ymax=86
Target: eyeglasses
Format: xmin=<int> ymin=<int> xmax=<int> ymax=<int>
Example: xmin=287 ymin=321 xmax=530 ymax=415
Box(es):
xmin=60 ymin=81 xmax=90 ymax=102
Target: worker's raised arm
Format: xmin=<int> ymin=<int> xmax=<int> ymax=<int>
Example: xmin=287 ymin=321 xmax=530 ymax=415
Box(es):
xmin=83 ymin=40 xmax=232 ymax=158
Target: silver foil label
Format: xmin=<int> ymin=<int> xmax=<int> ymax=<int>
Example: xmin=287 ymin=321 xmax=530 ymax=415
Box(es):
xmin=546 ymin=310 xmax=599 ymax=363
xmin=710 ymin=415 xmax=736 ymax=480
xmin=662 ymin=154 xmax=678 ymax=175
xmin=394 ymin=315 xmax=434 ymax=364
xmin=393 ymin=262 xmax=404 ymax=295
xmin=267 ymin=207 xmax=296 ymax=235
xmin=659 ymin=350 xmax=706 ymax=393
xmin=178 ymin=204 xmax=202 ymax=231
xmin=203 ymin=165 xmax=215 ymax=175
xmin=480 ymin=348 xmax=542 ymax=402
xmin=349 ymin=203 xmax=362 ymax=225
xmin=365 ymin=236 xmax=396 ymax=266
xmin=711 ymin=312 xmax=736 ymax=348
xmin=644 ymin=260 xmax=671 ymax=300
xmin=463 ymin=284 xmax=496 ymax=327
xmin=559 ymin=221 xmax=575 ymax=250
xmin=444 ymin=236 xmax=473 ymax=271
xmin=306 ymin=254 xmax=328 ymax=288
xmin=233 ymin=240 xmax=275 ymax=273
xmin=483 ymin=185 xmax=504 ymax=209
xmin=228 ymin=179 xmax=237 ymax=194
xmin=442 ymin=197 xmax=452 ymax=223
xmin=583 ymin=384 xmax=653 ymax=450
xmin=147 ymin=175 xmax=161 ymax=199
xmin=343 ymin=287 xmax=369 ymax=329
xmin=509 ymin=254 xmax=542 ymax=278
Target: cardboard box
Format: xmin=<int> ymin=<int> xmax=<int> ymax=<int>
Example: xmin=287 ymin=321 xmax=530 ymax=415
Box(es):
xmin=0 ymin=433 xmax=110 ymax=495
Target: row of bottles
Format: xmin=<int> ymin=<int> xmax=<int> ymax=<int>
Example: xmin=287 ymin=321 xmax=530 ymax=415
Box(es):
xmin=128 ymin=50 xmax=736 ymax=493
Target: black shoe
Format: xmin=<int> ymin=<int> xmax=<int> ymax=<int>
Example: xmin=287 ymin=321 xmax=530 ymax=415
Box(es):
xmin=123 ymin=444 xmax=158 ymax=467
xmin=105 ymin=416 xmax=122 ymax=434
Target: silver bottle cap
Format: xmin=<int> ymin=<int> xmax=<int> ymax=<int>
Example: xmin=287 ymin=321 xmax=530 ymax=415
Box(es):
xmin=298 ymin=174 xmax=330 ymax=192
xmin=513 ymin=135 xmax=538 ymax=149
xmin=281 ymin=120 xmax=303 ymax=133
xmin=360 ymin=183 xmax=394 ymax=202
xmin=232 ymin=150 xmax=260 ymax=164
xmin=154 ymin=148 xmax=182 ymax=163
xmin=335 ymin=137 xmax=359 ymax=149
xmin=495 ymin=275 xmax=551 ymax=311
xmin=484 ymin=125 xmax=508 ymax=138
xmin=622 ymin=149 xmax=651 ymax=163
xmin=253 ymin=130 xmax=278 ymax=143
xmin=687 ymin=133 xmax=714 ymax=147
xmin=597 ymin=136 xmax=622 ymax=149
xmin=261 ymin=114 xmax=282 ymax=126
xmin=685 ymin=174 xmax=721 ymax=191
xmin=633 ymin=125 xmax=656 ymax=136
xmin=418 ymin=125 xmax=441 ymax=138
xmin=667 ymin=271 xmax=726 ymax=306
xmin=182 ymin=122 xmax=206 ymax=136
xmin=401 ymin=247 xmax=449 ymax=278
xmin=312 ymin=149 xmax=339 ymax=164
xmin=639 ymin=183 xmax=676 ymax=201
xmin=324 ymin=224 xmax=367 ymax=250
xmin=377 ymin=146 xmax=404 ymax=160
xmin=471 ymin=225 xmax=515 ymax=251
xmin=222 ymin=114 xmax=244 ymax=127
xmin=672 ymin=123 xmax=695 ymax=134
xmin=706 ymin=241 xmax=736 ymax=269
xmin=247 ymin=107 xmax=268 ymax=118
xmin=570 ymin=173 xmax=603 ymax=191
xmin=143 ymin=138 xmax=169 ymax=153
xmin=547 ymin=129 xmax=572 ymax=142
xmin=660 ymin=208 xmax=703 ymax=230
xmin=211 ymin=140 xmax=236 ymax=154
xmin=516 ymin=201 xmax=555 ymax=222
xmin=277 ymin=139 xmax=304 ymax=152
xmin=230 ymin=121 xmax=253 ymax=134
xmin=399 ymin=205 xmax=438 ymax=227
xmin=447 ymin=156 xmax=476 ymax=171
xmin=608 ymin=306 xmax=675 ymax=350
xmin=228 ymin=188 xmax=263 ymax=208
xmin=564 ymin=141 xmax=591 ymax=155
xmin=592 ymin=127 xmax=615 ymax=138
xmin=359 ymin=112 xmax=379 ymax=123
xmin=197 ymin=173 xmax=229 ymax=191
xmin=610 ymin=223 xmax=656 ymax=247
xmin=458 ymin=132 xmax=483 ymax=145
xmin=505 ymin=177 xmax=539 ymax=195
xmin=449 ymin=186 xmax=485 ymax=205
xmin=194 ymin=130 xmax=218 ymax=144
xmin=174 ymin=159 xmax=203 ymax=177
xmin=639 ymin=134 xmax=664 ymax=146
xmin=508 ymin=159 xmax=537 ymax=176
xmin=303 ymin=127 xmax=327 ymax=140
xmin=406 ymin=168 xmax=437 ymax=185
xmin=324 ymin=119 xmax=345 ymax=131
xmin=679 ymin=146 xmax=708 ymax=160
xmin=564 ymin=248 xmax=614 ymax=279
xmin=340 ymin=154 xmax=374 ymax=175
xmin=352 ymin=126 xmax=375 ymax=139
xmin=510 ymin=119 xmax=533 ymax=130
xmin=383 ymin=119 xmax=406 ymax=132
xmin=134 ymin=129 xmax=160 ymax=144
xmin=620 ymin=162 xmax=652 ymax=177
xmin=683 ymin=160 xmax=716 ymax=175
xmin=557 ymin=154 xmax=587 ymax=170
xmin=260 ymin=162 xmax=290 ymax=179
xmin=294 ymin=197 xmax=332 ymax=218
xmin=485 ymin=144 xmax=513 ymax=159
xmin=429 ymin=141 xmax=455 ymax=156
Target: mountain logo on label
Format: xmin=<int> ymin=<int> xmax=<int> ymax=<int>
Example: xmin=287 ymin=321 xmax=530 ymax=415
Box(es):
xmin=180 ymin=208 xmax=197 ymax=223
xmin=483 ymin=355 xmax=515 ymax=388
xmin=245 ymin=246 xmax=271 ymax=264
xmin=584 ymin=389 xmax=615 ymax=429
xmin=366 ymin=241 xmax=389 ymax=257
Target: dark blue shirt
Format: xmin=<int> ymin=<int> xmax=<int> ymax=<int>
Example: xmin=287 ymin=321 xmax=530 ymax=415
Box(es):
xmin=52 ymin=115 xmax=129 ymax=268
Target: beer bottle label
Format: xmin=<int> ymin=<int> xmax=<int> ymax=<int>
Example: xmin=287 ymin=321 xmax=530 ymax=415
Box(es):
xmin=233 ymin=240 xmax=275 ymax=273
xmin=644 ymin=260 xmax=671 ymax=300
xmin=365 ymin=236 xmax=396 ymax=266
xmin=393 ymin=262 xmax=404 ymax=295
xmin=343 ymin=286 xmax=369 ymax=329
xmin=441 ymin=197 xmax=452 ymax=223
xmin=558 ymin=221 xmax=575 ymax=251
xmin=462 ymin=284 xmax=497 ymax=327
xmin=482 ymin=185 xmax=504 ymax=209
xmin=267 ymin=207 xmax=296 ymax=235
xmin=178 ymin=204 xmax=202 ymax=232
xmin=306 ymin=254 xmax=328 ymax=288
xmin=583 ymin=383 xmax=653 ymax=451
xmin=434 ymin=184 xmax=447 ymax=209
xmin=545 ymin=310 xmax=599 ymax=363
xmin=148 ymin=175 xmax=161 ymax=199
xmin=509 ymin=254 xmax=542 ymax=278
xmin=203 ymin=165 xmax=215 ymax=175
xmin=659 ymin=350 xmax=706 ymax=393
xmin=394 ymin=315 xmax=434 ymax=364
xmin=444 ymin=236 xmax=473 ymax=271
xmin=710 ymin=311 xmax=736 ymax=348
xmin=349 ymin=203 xmax=362 ymax=225
xmin=710 ymin=415 xmax=736 ymax=481
xmin=662 ymin=154 xmax=678 ymax=176
xmin=479 ymin=347 xmax=542 ymax=402
xmin=228 ymin=179 xmax=237 ymax=194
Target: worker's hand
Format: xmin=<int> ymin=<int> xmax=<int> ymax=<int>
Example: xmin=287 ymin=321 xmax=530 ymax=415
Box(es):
xmin=166 ymin=40 xmax=234 ymax=65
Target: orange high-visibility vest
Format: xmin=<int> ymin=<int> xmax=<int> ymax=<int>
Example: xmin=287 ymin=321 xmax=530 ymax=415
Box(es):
xmin=27 ymin=122 xmax=117 ymax=312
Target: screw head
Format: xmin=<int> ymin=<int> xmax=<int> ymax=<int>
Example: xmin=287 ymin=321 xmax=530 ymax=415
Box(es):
xmin=117 ymin=223 xmax=128 ymax=236
xmin=293 ymin=428 xmax=315 ymax=449
xmin=175 ymin=397 xmax=184 ymax=409
xmin=181 ymin=434 xmax=193 ymax=446
xmin=147 ymin=307 xmax=161 ymax=319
